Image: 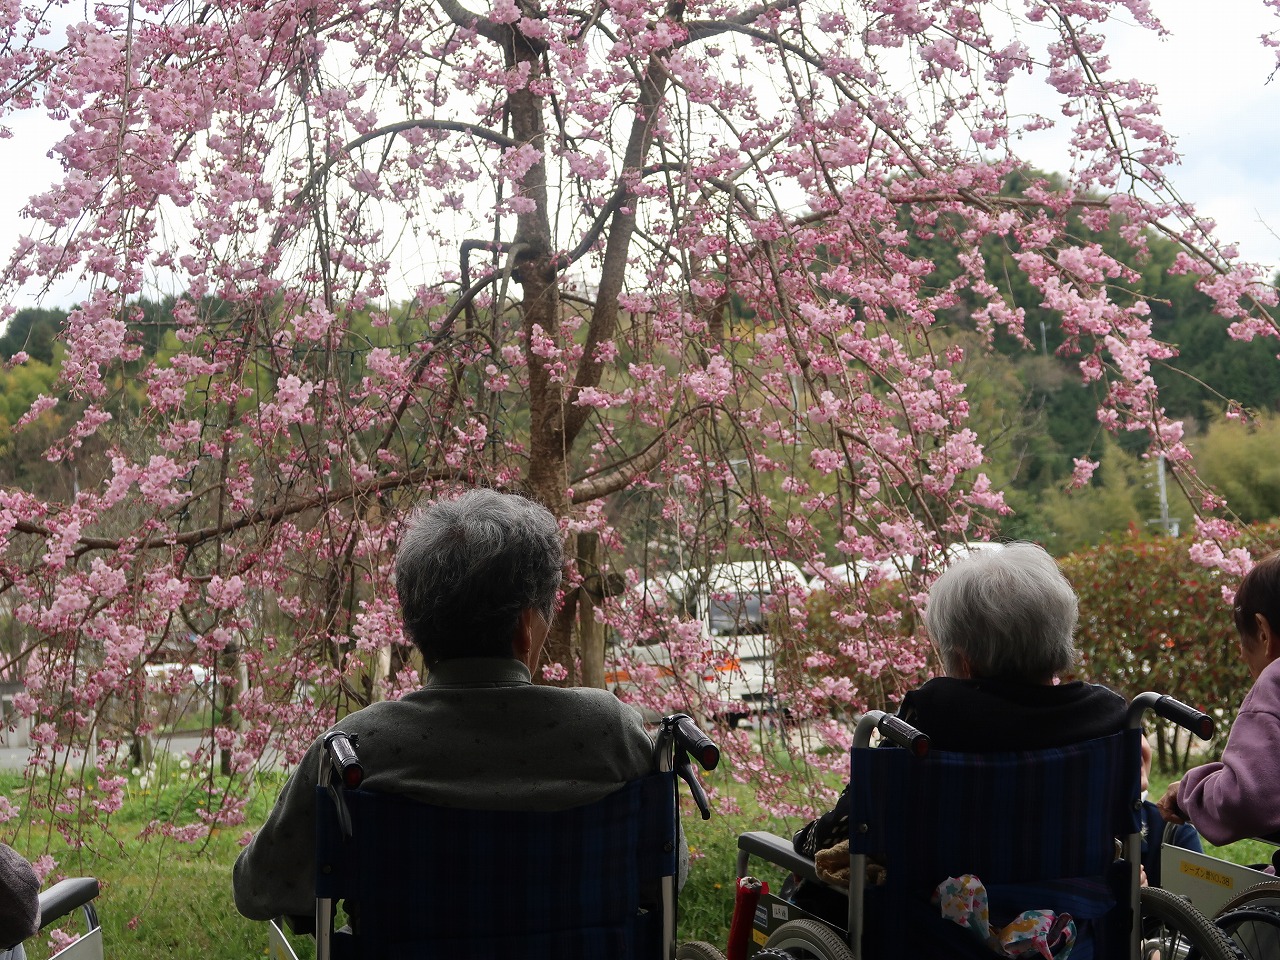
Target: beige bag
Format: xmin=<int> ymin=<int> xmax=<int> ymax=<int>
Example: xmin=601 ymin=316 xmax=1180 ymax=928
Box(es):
xmin=814 ymin=839 xmax=886 ymax=888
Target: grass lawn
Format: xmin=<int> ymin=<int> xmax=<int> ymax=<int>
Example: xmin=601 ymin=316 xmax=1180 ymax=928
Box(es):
xmin=4 ymin=759 xmax=1272 ymax=958
xmin=8 ymin=765 xmax=282 ymax=960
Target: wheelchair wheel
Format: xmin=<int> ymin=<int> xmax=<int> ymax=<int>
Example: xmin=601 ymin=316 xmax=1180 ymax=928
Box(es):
xmin=1211 ymin=880 xmax=1280 ymax=958
xmin=1216 ymin=879 xmax=1280 ymax=914
xmin=675 ymin=941 xmax=728 ymax=960
xmin=1140 ymin=887 xmax=1244 ymax=960
xmin=764 ymin=918 xmax=855 ymax=960
xmin=1215 ymin=906 xmax=1280 ymax=959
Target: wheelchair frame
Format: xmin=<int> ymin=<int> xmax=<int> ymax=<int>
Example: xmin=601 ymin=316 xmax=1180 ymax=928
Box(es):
xmin=27 ymin=878 xmax=102 ymax=960
xmin=735 ymin=692 xmax=1236 ymax=960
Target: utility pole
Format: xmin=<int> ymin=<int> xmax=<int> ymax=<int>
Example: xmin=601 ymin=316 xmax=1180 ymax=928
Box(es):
xmin=1148 ymin=453 xmax=1180 ymax=537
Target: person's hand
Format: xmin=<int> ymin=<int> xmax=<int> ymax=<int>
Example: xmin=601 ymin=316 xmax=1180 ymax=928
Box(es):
xmin=1140 ymin=864 xmax=1149 ymax=887
xmin=1156 ymin=780 xmax=1185 ymax=823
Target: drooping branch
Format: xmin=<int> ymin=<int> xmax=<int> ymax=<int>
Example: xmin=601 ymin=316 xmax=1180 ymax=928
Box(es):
xmin=374 ymin=264 xmax=510 ymax=454
xmin=681 ymin=0 xmax=803 ymax=43
xmin=270 ymin=119 xmax=518 ymax=249
xmin=568 ymin=404 xmax=716 ymax=503
xmin=8 ymin=464 xmax=457 ymax=557
xmin=560 ymin=161 xmax=686 ymax=267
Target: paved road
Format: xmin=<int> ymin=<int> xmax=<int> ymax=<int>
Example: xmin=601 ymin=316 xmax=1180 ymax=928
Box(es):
xmin=0 ymin=733 xmax=285 ymax=772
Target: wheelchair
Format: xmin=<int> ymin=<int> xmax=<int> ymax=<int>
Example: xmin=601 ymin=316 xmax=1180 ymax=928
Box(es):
xmin=1157 ymin=829 xmax=1280 ymax=958
xmin=2 ymin=877 xmax=103 ymax=960
xmin=730 ymin=693 xmax=1243 ymax=960
xmin=266 ymin=712 xmax=725 ymax=960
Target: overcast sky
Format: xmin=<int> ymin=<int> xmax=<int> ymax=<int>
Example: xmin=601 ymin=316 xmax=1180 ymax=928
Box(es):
xmin=1008 ymin=0 xmax=1280 ymax=273
xmin=0 ymin=0 xmax=1276 ymax=310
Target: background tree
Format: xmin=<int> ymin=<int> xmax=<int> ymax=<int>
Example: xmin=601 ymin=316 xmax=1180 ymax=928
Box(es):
xmin=0 ymin=0 xmax=1275 ymax=858
xmin=1190 ymin=414 xmax=1280 ymax=524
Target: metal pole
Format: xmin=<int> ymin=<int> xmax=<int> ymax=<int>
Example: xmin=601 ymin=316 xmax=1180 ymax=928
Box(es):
xmin=1157 ymin=453 xmax=1170 ymax=535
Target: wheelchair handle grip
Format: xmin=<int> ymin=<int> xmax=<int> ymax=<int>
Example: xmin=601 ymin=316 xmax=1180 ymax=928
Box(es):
xmin=877 ymin=714 xmax=930 ymax=757
xmin=323 ymin=731 xmax=364 ymax=789
xmin=1149 ymin=695 xmax=1215 ymax=741
xmin=673 ymin=714 xmax=720 ymax=771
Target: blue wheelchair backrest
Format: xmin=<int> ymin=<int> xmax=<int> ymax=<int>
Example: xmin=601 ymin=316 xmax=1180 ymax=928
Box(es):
xmin=315 ymin=772 xmax=677 ymax=959
xmin=849 ymin=728 xmax=1143 ymax=960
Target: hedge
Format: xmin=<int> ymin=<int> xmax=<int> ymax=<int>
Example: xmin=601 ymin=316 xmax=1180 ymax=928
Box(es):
xmin=1059 ymin=532 xmax=1269 ymax=768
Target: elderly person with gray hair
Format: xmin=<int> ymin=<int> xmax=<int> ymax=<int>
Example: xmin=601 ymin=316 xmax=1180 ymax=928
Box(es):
xmin=788 ymin=542 xmax=1125 ymax=920
xmin=233 ymin=489 xmax=657 ymax=921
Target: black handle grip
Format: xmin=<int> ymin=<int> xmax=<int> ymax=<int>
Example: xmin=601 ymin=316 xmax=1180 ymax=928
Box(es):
xmin=878 ymin=715 xmax=930 ymax=757
xmin=324 ymin=731 xmax=364 ymax=788
xmin=1151 ymin=696 xmax=1215 ymax=741
xmin=674 ymin=714 xmax=720 ymax=771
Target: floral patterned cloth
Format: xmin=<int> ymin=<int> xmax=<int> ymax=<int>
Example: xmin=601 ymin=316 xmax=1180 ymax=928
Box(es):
xmin=933 ymin=874 xmax=1076 ymax=960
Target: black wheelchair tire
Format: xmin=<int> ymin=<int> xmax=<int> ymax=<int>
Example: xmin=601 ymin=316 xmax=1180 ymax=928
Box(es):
xmin=764 ymin=918 xmax=855 ymax=960
xmin=752 ymin=951 xmax=798 ymax=959
xmin=675 ymin=941 xmax=728 ymax=960
xmin=1215 ymin=880 xmax=1280 ymax=915
xmin=1215 ymin=905 xmax=1280 ymax=960
xmin=1140 ymin=886 xmax=1245 ymax=960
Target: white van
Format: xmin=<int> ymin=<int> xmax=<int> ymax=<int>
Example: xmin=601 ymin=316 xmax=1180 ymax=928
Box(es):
xmin=606 ymin=559 xmax=807 ymax=725
xmin=810 ymin=554 xmax=915 ymax=588
xmin=810 ymin=542 xmax=996 ymax=590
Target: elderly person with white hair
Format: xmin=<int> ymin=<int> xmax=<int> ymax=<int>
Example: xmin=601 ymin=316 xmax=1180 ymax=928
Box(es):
xmin=788 ymin=542 xmax=1125 ymax=919
xmin=234 ymin=488 xmax=660 ymax=921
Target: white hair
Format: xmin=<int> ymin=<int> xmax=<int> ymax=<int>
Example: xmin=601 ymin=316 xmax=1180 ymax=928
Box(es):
xmin=924 ymin=541 xmax=1077 ymax=682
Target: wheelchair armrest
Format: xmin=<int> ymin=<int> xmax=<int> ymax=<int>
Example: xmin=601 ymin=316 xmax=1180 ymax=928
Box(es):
xmin=736 ymin=831 xmax=823 ymax=886
xmin=279 ymin=914 xmax=315 ymax=936
xmin=38 ymin=878 xmax=99 ymax=928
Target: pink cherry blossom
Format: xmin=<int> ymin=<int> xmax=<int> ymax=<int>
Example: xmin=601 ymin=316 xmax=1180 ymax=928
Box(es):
xmin=0 ymin=0 xmax=1272 ymax=854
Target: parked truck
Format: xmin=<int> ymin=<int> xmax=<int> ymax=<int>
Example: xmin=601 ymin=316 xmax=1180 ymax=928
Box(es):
xmin=606 ymin=559 xmax=807 ymax=726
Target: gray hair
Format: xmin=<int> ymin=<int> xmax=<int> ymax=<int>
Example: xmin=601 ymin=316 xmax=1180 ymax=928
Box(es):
xmin=924 ymin=541 xmax=1077 ymax=682
xmin=395 ymin=489 xmax=563 ymax=665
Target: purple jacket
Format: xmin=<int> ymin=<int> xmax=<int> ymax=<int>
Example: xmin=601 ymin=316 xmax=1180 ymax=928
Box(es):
xmin=1179 ymin=656 xmax=1280 ymax=846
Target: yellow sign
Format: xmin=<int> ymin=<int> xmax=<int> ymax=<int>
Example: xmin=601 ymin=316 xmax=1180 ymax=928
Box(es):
xmin=753 ymin=929 xmax=768 ymax=946
xmin=1179 ymin=860 xmax=1235 ymax=889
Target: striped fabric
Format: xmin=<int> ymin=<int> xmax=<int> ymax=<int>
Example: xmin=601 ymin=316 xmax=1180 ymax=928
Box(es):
xmin=314 ymin=772 xmax=676 ymax=959
xmin=850 ymin=728 xmax=1142 ymax=960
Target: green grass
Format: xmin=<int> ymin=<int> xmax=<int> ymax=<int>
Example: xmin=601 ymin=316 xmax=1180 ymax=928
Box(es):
xmin=678 ymin=767 xmax=795 ymax=946
xmin=7 ymin=765 xmax=283 ymax=960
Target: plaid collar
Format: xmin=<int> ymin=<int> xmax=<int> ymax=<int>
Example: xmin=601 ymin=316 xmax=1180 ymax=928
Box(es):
xmin=425 ymin=658 xmax=532 ymax=688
